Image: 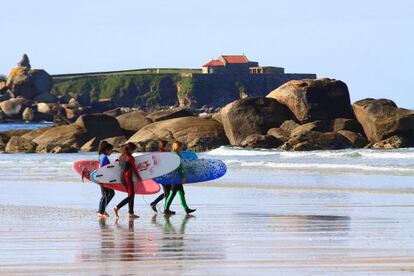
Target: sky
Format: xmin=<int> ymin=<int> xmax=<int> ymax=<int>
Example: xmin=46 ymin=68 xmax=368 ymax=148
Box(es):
xmin=1 ymin=0 xmax=413 ymax=107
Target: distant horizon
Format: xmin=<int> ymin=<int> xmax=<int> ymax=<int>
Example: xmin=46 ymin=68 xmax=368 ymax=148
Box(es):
xmin=2 ymin=0 xmax=413 ymax=107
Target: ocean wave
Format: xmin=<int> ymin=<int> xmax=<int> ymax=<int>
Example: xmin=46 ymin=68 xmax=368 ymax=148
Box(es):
xmin=224 ymin=159 xmax=414 ymax=173
xmin=206 ymin=146 xmax=414 ymax=161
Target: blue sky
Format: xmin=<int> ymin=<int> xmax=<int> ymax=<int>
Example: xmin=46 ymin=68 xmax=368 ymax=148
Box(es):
xmin=1 ymin=0 xmax=413 ymax=106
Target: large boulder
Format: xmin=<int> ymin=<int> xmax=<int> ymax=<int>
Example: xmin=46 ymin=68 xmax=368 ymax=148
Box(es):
xmin=0 ymin=129 xmax=31 ymax=150
xmin=0 ymin=98 xmax=28 ymax=118
xmin=127 ymin=116 xmax=229 ymax=151
xmin=31 ymin=69 xmax=53 ymax=94
xmin=5 ymin=136 xmax=37 ymax=153
xmin=81 ymin=135 xmax=127 ymax=152
xmin=291 ymin=118 xmax=364 ymax=137
xmin=337 ymin=130 xmax=369 ymax=148
xmin=74 ymin=114 xmax=123 ymax=138
xmin=352 ymin=98 xmax=414 ymax=143
xmin=33 ymin=92 xmax=57 ymax=103
xmin=371 ymin=135 xmax=413 ymax=149
xmin=280 ymin=131 xmax=352 ymax=151
xmin=220 ymin=97 xmax=293 ymax=145
xmin=21 ymin=126 xmax=54 ymax=141
xmin=116 ymin=111 xmax=152 ymax=133
xmin=147 ymin=107 xmax=194 ymax=122
xmin=22 ymin=107 xmax=34 ymax=121
xmin=0 ymin=81 xmax=6 ymax=94
xmin=241 ymin=134 xmax=283 ymax=149
xmin=6 ymin=62 xmax=52 ymax=99
xmin=267 ymin=78 xmax=353 ymax=123
xmin=33 ymin=124 xmax=89 ymax=149
xmin=6 ymin=67 xmax=35 ymax=98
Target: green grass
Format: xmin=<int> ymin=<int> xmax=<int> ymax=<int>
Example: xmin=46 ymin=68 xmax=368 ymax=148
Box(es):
xmin=53 ymin=68 xmax=202 ymax=80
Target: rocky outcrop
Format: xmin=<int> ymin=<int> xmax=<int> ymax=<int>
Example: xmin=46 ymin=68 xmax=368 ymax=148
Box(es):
xmin=21 ymin=126 xmax=54 ymax=141
xmin=352 ymin=99 xmax=414 ymax=143
xmin=116 ymin=111 xmax=152 ymax=133
xmin=22 ymin=107 xmax=34 ymax=121
xmin=267 ymin=78 xmax=353 ymax=123
xmin=241 ymin=134 xmax=283 ymax=149
xmin=33 ymin=124 xmax=89 ymax=150
xmin=0 ymin=98 xmax=28 ymax=118
xmin=74 ymin=114 xmax=123 ymax=139
xmin=280 ymin=131 xmax=352 ymax=151
xmin=220 ymin=97 xmax=293 ymax=145
xmin=147 ymin=107 xmax=193 ymax=122
xmin=33 ymin=92 xmax=57 ymax=103
xmin=80 ymin=135 xmax=127 ymax=152
xmin=31 ymin=69 xmax=53 ymax=94
xmin=337 ymin=130 xmax=369 ymax=148
xmin=6 ymin=67 xmax=52 ymax=99
xmin=17 ymin=54 xmax=31 ymax=68
xmin=371 ymin=135 xmax=413 ymax=149
xmin=290 ymin=119 xmax=364 ymax=137
xmin=5 ymin=136 xmax=37 ymax=153
xmin=127 ymin=116 xmax=229 ymax=151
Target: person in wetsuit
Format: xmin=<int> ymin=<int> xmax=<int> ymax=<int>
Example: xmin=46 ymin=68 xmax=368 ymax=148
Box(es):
xmin=150 ymin=140 xmax=172 ymax=212
xmin=97 ymin=141 xmax=115 ymax=219
xmin=113 ymin=142 xmax=141 ymax=219
xmin=164 ymin=141 xmax=196 ymax=216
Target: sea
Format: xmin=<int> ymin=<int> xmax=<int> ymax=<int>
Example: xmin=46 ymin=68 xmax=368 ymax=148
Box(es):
xmin=1 ymin=122 xmax=414 ymax=195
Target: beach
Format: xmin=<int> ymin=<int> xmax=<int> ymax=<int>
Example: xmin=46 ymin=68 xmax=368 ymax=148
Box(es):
xmin=1 ymin=149 xmax=414 ymax=275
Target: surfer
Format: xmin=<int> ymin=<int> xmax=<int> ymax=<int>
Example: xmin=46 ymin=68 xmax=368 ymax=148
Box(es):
xmin=113 ymin=142 xmax=141 ymax=219
xmin=97 ymin=141 xmax=115 ymax=219
xmin=150 ymin=140 xmax=172 ymax=212
xmin=164 ymin=141 xmax=196 ymax=215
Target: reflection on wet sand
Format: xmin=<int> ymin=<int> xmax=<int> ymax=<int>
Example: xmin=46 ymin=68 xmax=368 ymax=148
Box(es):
xmin=80 ymin=214 xmax=223 ymax=264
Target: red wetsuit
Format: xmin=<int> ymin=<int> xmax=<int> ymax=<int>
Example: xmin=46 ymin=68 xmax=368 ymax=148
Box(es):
xmin=116 ymin=154 xmax=140 ymax=214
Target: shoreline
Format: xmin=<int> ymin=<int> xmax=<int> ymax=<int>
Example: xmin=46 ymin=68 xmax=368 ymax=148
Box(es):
xmin=2 ymin=185 xmax=414 ymax=274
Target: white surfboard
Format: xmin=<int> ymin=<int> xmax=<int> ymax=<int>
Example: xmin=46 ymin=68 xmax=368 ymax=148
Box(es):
xmin=93 ymin=152 xmax=180 ymax=184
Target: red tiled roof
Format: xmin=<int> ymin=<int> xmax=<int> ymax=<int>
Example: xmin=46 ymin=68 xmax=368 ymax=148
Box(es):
xmin=221 ymin=55 xmax=249 ymax=64
xmin=203 ymin=59 xmax=224 ymax=67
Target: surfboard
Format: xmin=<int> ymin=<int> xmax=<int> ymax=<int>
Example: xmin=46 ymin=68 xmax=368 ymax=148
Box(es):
xmin=132 ymin=151 xmax=198 ymax=160
xmin=154 ymin=159 xmax=227 ymax=185
xmin=92 ymin=152 xmax=180 ymax=184
xmin=72 ymin=160 xmax=160 ymax=195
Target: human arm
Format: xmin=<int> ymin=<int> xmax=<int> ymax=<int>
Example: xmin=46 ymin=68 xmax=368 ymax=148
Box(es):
xmin=99 ymin=154 xmax=110 ymax=167
xmin=128 ymin=155 xmax=142 ymax=181
xmin=177 ymin=163 xmax=186 ymax=184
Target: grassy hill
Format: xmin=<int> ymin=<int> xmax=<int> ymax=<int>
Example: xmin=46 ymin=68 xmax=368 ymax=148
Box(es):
xmin=51 ymin=68 xmax=200 ymax=108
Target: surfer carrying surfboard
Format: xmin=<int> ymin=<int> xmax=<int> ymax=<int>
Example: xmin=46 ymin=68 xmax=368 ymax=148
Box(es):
xmin=97 ymin=141 xmax=115 ymax=219
xmin=113 ymin=142 xmax=142 ymax=219
xmin=150 ymin=140 xmax=173 ymax=212
xmin=164 ymin=141 xmax=196 ymax=215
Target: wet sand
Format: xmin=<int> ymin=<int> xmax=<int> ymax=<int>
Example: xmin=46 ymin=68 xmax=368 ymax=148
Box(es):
xmin=1 ymin=182 xmax=414 ymax=275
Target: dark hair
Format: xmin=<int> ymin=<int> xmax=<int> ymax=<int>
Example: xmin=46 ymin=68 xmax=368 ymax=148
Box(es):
xmin=159 ymin=140 xmax=168 ymax=148
xmin=98 ymin=141 xmax=113 ymax=155
xmin=121 ymin=142 xmax=137 ymax=156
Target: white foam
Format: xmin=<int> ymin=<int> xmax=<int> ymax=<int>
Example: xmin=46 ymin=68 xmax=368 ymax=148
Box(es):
xmin=225 ymin=160 xmax=414 ymax=173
